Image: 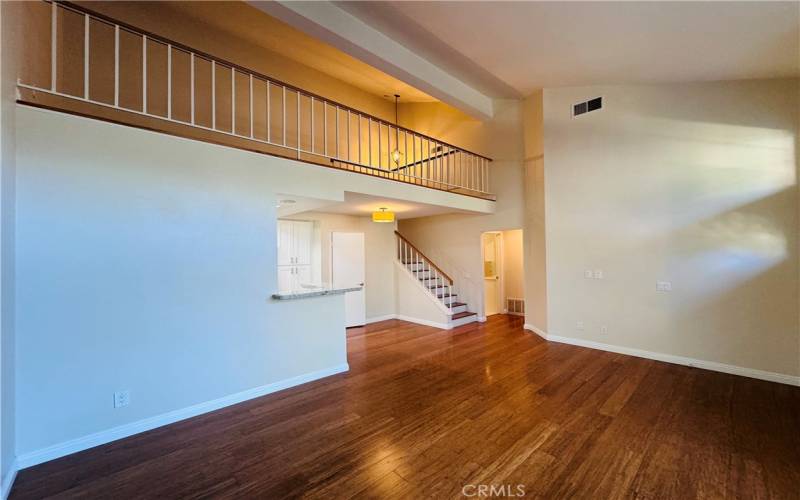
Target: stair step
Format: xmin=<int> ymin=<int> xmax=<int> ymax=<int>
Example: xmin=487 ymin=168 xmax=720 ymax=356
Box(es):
xmin=450 ymin=311 xmax=477 ymax=320
xmin=449 ymin=302 xmax=467 ymax=308
xmin=436 ymin=293 xmax=456 ymax=298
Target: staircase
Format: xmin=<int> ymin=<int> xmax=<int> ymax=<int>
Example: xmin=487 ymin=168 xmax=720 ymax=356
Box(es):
xmin=396 ymin=231 xmax=478 ymax=328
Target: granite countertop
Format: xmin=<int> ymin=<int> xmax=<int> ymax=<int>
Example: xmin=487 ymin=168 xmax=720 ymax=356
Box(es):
xmin=272 ymin=286 xmax=362 ymax=301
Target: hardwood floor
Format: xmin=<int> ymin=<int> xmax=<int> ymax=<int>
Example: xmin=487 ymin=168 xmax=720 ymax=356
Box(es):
xmin=11 ymin=315 xmax=800 ymax=499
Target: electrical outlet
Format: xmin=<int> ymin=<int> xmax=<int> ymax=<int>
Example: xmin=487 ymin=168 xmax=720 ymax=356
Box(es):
xmin=114 ymin=390 xmax=130 ymax=408
xmin=600 ymin=326 xmax=608 ymax=334
xmin=656 ymin=281 xmax=672 ymax=292
xmin=576 ymin=321 xmax=585 ymax=330
xmin=593 ymin=269 xmax=603 ymax=279
xmin=584 ymin=270 xmax=593 ymax=279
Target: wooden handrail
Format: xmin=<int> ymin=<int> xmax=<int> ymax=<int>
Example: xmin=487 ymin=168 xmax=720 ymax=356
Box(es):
xmin=395 ymin=231 xmax=453 ymax=284
xmin=55 ymin=0 xmax=494 ymax=163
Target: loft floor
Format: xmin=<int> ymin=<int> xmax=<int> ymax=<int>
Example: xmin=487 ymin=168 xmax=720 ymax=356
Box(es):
xmin=11 ymin=315 xmax=800 ymax=498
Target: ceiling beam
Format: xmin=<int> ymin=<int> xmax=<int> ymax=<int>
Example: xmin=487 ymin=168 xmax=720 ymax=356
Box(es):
xmin=248 ymin=0 xmax=494 ymax=120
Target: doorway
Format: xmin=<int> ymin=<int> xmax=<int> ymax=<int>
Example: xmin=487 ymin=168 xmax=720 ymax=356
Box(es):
xmin=331 ymin=232 xmax=367 ymax=327
xmin=481 ymin=230 xmax=525 ymax=318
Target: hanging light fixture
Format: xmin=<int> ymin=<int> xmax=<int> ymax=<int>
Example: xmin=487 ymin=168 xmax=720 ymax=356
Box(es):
xmin=372 ymin=207 xmax=395 ymax=223
xmin=390 ymin=94 xmax=403 ymax=165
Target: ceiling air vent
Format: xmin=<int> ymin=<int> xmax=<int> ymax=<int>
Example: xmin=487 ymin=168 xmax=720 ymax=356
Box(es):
xmin=573 ymin=97 xmax=602 ymax=117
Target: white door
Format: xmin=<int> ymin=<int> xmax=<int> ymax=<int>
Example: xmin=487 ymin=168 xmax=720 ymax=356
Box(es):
xmin=483 ymin=233 xmax=502 ymax=316
xmin=331 ymin=232 xmax=366 ymax=327
xmin=277 ymin=266 xmax=294 ymax=292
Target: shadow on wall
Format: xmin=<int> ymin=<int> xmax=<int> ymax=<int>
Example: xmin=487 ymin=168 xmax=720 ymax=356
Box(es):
xmin=546 ymin=78 xmax=799 ymax=376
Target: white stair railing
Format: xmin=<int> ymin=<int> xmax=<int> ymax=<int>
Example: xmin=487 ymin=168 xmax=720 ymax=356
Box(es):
xmin=395 ymin=231 xmax=454 ymax=313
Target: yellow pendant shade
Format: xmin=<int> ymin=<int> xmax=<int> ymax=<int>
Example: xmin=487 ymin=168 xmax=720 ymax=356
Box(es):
xmin=372 ymin=208 xmax=395 ymax=223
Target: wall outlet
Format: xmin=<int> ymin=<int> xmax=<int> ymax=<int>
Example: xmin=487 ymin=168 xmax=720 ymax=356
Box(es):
xmin=593 ymin=269 xmax=604 ymax=279
xmin=656 ymin=281 xmax=672 ymax=292
xmin=114 ymin=390 xmax=130 ymax=408
xmin=600 ymin=326 xmax=608 ymax=334
xmin=584 ymin=270 xmax=593 ymax=279
xmin=576 ymin=321 xmax=585 ymax=330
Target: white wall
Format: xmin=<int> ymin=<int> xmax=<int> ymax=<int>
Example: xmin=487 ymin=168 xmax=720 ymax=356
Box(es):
xmin=544 ymin=79 xmax=800 ymax=379
xmin=0 ymin=0 xmax=19 ymax=492
xmin=284 ymin=211 xmax=397 ymax=321
xmin=13 ymin=106 xmax=358 ymax=462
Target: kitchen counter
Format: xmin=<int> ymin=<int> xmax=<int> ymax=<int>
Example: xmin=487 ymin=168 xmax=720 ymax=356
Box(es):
xmin=272 ymin=286 xmax=362 ymax=301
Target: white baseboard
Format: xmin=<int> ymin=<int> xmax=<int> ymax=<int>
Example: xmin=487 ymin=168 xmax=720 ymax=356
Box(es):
xmin=365 ymin=314 xmax=398 ymax=324
xmin=395 ymin=314 xmax=449 ymax=330
xmin=477 ymin=316 xmax=487 ymax=323
xmin=15 ymin=363 xmax=350 ymax=470
xmin=524 ymin=323 xmax=548 ymax=340
xmin=546 ymin=334 xmax=799 ymax=387
xmin=1 ymin=460 xmax=18 ymax=500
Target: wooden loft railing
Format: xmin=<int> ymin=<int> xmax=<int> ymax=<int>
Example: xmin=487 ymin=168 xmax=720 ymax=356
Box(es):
xmin=16 ymin=0 xmax=495 ymax=200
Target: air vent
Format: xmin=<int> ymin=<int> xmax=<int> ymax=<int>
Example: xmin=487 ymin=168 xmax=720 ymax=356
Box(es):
xmin=573 ymin=97 xmax=602 ymax=117
xmin=506 ymin=298 xmax=525 ymax=316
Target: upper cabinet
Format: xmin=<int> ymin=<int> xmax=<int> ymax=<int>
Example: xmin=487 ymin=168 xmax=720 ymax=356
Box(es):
xmin=277 ymin=220 xmax=314 ymax=266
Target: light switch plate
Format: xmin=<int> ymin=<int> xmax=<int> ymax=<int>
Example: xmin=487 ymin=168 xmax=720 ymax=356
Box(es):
xmin=584 ymin=270 xmax=593 ymax=279
xmin=593 ymin=270 xmax=603 ymax=279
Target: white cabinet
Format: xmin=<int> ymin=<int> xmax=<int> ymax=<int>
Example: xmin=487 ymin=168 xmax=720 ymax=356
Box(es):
xmin=277 ymin=220 xmax=315 ymax=290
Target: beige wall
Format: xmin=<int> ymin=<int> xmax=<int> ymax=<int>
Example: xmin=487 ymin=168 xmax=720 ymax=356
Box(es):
xmin=544 ymin=79 xmax=800 ymax=378
xmin=285 ymin=212 xmax=397 ymax=321
xmin=398 ymin=100 xmax=525 ymax=317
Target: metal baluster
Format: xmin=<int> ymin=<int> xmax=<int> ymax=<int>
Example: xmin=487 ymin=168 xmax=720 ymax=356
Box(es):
xmin=248 ymin=74 xmax=253 ymax=138
xmin=282 ymin=86 xmax=286 ymax=146
xmin=324 ymin=103 xmax=328 ymax=157
xmin=230 ymin=67 xmax=234 ymax=133
xmin=267 ymin=81 xmax=271 ymax=142
xmin=210 ymin=60 xmax=214 ymax=129
xmin=167 ymin=44 xmax=172 ymax=119
xmin=334 ymin=106 xmax=338 ymax=159
xmin=190 ymin=54 xmax=195 ymax=125
xmin=83 ymin=14 xmax=89 ymax=99
xmin=296 ymin=91 xmax=300 ymax=157
xmin=51 ymin=1 xmax=57 ymax=91
xmin=367 ymin=118 xmax=372 ymax=167
xmin=310 ymin=96 xmax=315 ymax=153
xmin=114 ymin=26 xmax=119 ymax=107
xmin=347 ymin=110 xmax=351 ymax=162
xmin=142 ymin=35 xmax=147 ymax=113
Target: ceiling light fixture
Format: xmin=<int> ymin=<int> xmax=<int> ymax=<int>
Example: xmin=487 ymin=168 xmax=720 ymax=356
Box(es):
xmin=372 ymin=207 xmax=395 ymax=223
xmin=390 ymin=94 xmax=403 ymax=165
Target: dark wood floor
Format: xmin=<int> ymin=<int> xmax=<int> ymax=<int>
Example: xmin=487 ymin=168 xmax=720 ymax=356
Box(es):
xmin=11 ymin=315 xmax=800 ymax=499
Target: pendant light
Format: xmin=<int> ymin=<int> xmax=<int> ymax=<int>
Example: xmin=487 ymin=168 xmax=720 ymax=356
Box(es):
xmin=390 ymin=94 xmax=403 ymax=165
xmin=372 ymin=207 xmax=395 ymax=223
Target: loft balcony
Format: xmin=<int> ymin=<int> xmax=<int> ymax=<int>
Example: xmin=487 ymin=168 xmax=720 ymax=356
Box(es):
xmin=16 ymin=1 xmax=495 ymax=201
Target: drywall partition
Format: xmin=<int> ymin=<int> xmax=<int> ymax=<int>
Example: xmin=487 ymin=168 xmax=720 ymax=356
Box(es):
xmin=544 ymin=79 xmax=800 ymax=382
xmin=0 ymin=0 xmax=20 ymax=495
xmin=14 ymin=103 xmax=494 ymax=463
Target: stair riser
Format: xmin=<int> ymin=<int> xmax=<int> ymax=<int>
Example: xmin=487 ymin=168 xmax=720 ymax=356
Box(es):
xmin=450 ymin=315 xmax=478 ymax=328
xmin=448 ymin=304 xmax=467 ymax=314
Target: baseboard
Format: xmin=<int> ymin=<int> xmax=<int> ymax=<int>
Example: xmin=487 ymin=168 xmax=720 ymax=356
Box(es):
xmin=1 ymin=460 xmax=18 ymax=500
xmin=524 ymin=323 xmax=548 ymax=340
xmin=365 ymin=314 xmax=397 ymax=324
xmin=395 ymin=314 xmax=449 ymax=330
xmin=477 ymin=316 xmax=487 ymax=323
xmin=546 ymin=334 xmax=800 ymax=387
xmin=15 ymin=363 xmax=350 ymax=470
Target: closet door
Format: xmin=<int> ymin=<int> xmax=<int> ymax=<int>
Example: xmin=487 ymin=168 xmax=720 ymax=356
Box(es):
xmin=277 ymin=220 xmax=294 ymax=266
xmin=293 ymin=221 xmax=313 ymax=266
